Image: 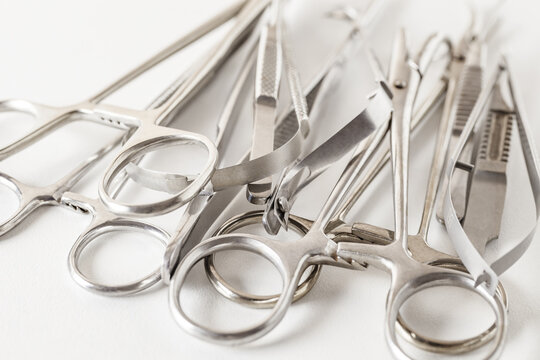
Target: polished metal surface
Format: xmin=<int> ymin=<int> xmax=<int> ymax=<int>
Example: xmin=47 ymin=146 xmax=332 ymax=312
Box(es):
xmin=2 ymin=1 xmax=539 ymax=359
xmin=463 ymin=81 xmax=514 ymax=254
xmin=0 ymin=0 xmax=247 ymax=237
xmin=168 ymin=32 xmax=509 ymax=358
xmin=247 ymin=0 xmax=283 ymax=204
xmin=67 ymin=43 xmax=259 ymax=296
xmin=444 ymin=59 xmax=540 ymax=297
xmin=99 ymin=0 xmax=271 ymax=216
xmin=68 ymin=9 xmax=353 ymax=295
xmin=436 ymin=38 xmax=485 ymax=223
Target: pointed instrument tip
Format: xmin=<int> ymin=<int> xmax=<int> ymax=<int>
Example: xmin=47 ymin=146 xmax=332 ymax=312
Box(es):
xmin=366 ymin=47 xmax=388 ymax=86
xmin=392 ymin=28 xmax=409 ymax=60
xmin=262 ymin=195 xmax=289 ymax=235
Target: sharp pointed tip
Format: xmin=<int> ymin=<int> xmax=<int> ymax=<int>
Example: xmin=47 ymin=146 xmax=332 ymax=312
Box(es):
xmin=392 ymin=28 xmax=408 ymax=57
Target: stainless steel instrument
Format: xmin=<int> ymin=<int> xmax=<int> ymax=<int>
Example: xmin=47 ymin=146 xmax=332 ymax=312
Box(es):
xmin=463 ymin=80 xmax=514 ymax=254
xmin=168 ymin=32 xmax=508 ymax=359
xmin=444 ymin=58 xmax=540 ymax=297
xmin=2 ymin=1 xmax=539 ymax=358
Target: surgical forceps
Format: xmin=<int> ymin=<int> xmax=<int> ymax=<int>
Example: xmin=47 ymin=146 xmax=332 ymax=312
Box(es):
xmin=0 ymin=34 xmax=247 ymax=292
xmin=169 ymin=33 xmax=506 ymax=360
xmin=202 ymin=0 xmax=412 ymax=304
xmin=0 ymin=0 xmax=253 ymax=155
xmin=247 ymin=0 xmax=283 ymax=204
xmin=83 ymin=1 xmax=390 ymax=295
xmin=462 ymin=79 xmax=513 ymax=254
xmin=0 ymin=0 xmax=258 ymax=236
xmin=204 ymin=36 xmax=507 ymax=356
xmin=1 ymin=0 xmax=273 ymax=218
xmin=444 ymin=59 xmax=540 ymax=297
xmin=435 ymin=5 xmax=502 ymax=223
xmin=123 ymin=0 xmax=388 ymax=212
xmin=65 ymin=34 xmax=261 ymax=295
xmin=67 ymin=17 xmax=327 ymax=295
xmin=99 ymin=0 xmax=319 ymax=217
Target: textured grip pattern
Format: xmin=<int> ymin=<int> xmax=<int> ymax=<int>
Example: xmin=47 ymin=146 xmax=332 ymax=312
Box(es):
xmin=453 ymin=65 xmax=483 ymax=133
xmin=273 ymin=77 xmax=323 ymax=148
xmin=283 ymin=48 xmax=309 ymax=125
xmin=477 ymin=112 xmax=514 ymax=163
xmin=255 ymin=25 xmax=282 ymax=102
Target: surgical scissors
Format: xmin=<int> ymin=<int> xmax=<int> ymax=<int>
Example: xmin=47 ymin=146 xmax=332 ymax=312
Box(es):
xmin=1 ymin=0 xmax=274 ymax=218
xmin=71 ymin=1 xmax=389 ymax=296
xmin=168 ymin=32 xmax=507 ymax=358
xmin=0 ymin=0 xmax=255 ymax=237
xmin=0 ymin=37 xmax=234 ymax=292
xmin=67 ymin=16 xmax=329 ymax=296
xmin=203 ymin=53 xmax=448 ymax=306
xmin=0 ymin=131 xmax=127 ymax=237
xmin=119 ymin=0 xmax=388 ymax=216
xmin=98 ymin=0 xmax=316 ymax=217
xmin=0 ymin=43 xmax=199 ymax=238
xmin=0 ymin=0 xmax=252 ymax=155
xmin=204 ymin=33 xmax=507 ymax=356
xmin=65 ymin=38 xmax=260 ymax=295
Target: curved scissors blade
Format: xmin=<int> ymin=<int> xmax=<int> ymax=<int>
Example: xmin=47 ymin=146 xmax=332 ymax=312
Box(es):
xmin=263 ymin=87 xmax=392 ymax=234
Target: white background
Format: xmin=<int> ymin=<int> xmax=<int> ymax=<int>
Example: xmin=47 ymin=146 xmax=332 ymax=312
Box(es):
xmin=0 ymin=0 xmax=540 ymax=359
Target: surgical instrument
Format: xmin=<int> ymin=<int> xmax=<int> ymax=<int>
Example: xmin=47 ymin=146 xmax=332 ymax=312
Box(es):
xmin=168 ymin=34 xmax=505 ymax=360
xmin=462 ymin=79 xmax=513 ymax=254
xmin=444 ymin=58 xmax=540 ymax=296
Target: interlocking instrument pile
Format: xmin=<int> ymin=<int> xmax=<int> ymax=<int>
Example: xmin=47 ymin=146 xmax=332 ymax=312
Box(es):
xmin=1 ymin=0 xmax=539 ymax=358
